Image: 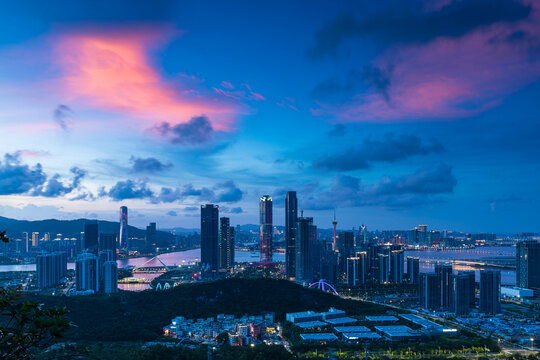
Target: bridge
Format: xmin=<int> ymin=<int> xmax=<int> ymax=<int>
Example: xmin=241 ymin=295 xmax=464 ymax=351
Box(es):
xmin=132 ymin=256 xmax=172 ymax=274
xmin=422 ymin=259 xmax=515 ymax=270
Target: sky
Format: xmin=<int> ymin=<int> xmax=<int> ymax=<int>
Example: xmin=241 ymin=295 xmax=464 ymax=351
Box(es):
xmin=0 ymin=0 xmax=539 ymax=233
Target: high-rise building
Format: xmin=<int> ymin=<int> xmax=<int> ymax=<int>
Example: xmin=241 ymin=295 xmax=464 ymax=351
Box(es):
xmin=407 ymin=257 xmax=420 ymax=284
xmin=435 ymin=263 xmax=453 ymax=310
xmin=36 ymin=251 xmax=66 ymax=288
xmin=295 ymin=217 xmax=317 ymax=281
xmin=332 ymin=212 xmax=338 ymax=251
xmin=480 ymin=270 xmax=501 ymax=314
xmin=219 ymin=217 xmax=234 ymax=270
xmin=360 ymin=225 xmax=368 ymax=245
xmin=347 ymin=252 xmax=367 ymax=286
xmin=420 ymin=273 xmax=440 ymax=311
xmin=83 ymin=220 xmax=99 ymax=254
xmin=463 ymin=271 xmax=476 ymax=308
xmin=146 ymin=222 xmax=157 ymax=251
xmin=99 ymin=233 xmax=117 ymax=260
xmin=338 ymin=231 xmax=355 ymax=276
xmin=516 ymin=240 xmax=540 ymax=290
xmin=450 ymin=273 xmax=473 ymax=315
xmin=259 ymin=195 xmax=273 ymax=262
xmin=119 ymin=206 xmax=128 ymax=251
xmin=23 ymin=232 xmax=29 ymax=253
xmin=76 ymin=251 xmax=99 ymax=292
xmin=31 ymin=232 xmax=39 ymax=247
xmin=378 ymin=253 xmax=390 ymax=283
xmin=285 ymin=191 xmax=297 ymax=278
xmin=201 ymin=204 xmax=219 ymax=271
xmin=102 ymin=261 xmax=118 ymax=294
xmin=390 ymin=249 xmax=404 ymax=283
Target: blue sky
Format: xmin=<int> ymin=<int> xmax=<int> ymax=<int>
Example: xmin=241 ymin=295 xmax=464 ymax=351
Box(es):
xmin=0 ymin=0 xmax=539 ymax=232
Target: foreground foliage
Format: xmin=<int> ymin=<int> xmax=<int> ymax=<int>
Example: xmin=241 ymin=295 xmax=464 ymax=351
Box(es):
xmin=0 ymin=286 xmax=69 ymax=359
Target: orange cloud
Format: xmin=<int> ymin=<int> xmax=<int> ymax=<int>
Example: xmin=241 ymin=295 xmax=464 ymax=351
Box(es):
xmin=53 ymin=26 xmax=240 ymax=131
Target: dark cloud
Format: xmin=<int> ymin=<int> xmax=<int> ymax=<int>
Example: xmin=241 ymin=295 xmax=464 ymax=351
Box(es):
xmin=308 ymin=0 xmax=531 ymax=58
xmin=105 ymin=179 xmax=154 ymax=201
xmin=70 ymin=192 xmax=95 ymax=201
xmin=230 ymin=207 xmax=243 ymax=214
xmin=361 ymin=65 xmax=392 ymax=102
xmin=167 ymin=210 xmax=178 ymax=216
xmin=303 ymin=163 xmax=456 ymax=209
xmin=328 ymin=124 xmax=346 ymax=137
xmin=184 ymin=206 xmax=199 ymax=212
xmin=130 ymin=156 xmax=172 ymax=173
xmin=34 ymin=167 xmax=87 ymax=197
xmin=214 ymin=180 xmax=243 ymax=203
xmin=312 ymin=66 xmax=392 ymax=102
xmin=0 ymin=152 xmax=47 ymax=195
xmin=154 ymin=180 xmax=243 ymax=204
xmin=314 ymin=133 xmax=444 ymax=171
xmin=53 ymin=104 xmax=73 ymax=131
xmin=274 ymin=158 xmax=305 ymax=170
xmin=220 ymin=206 xmax=243 ymax=214
xmin=156 ymin=116 xmax=213 ymax=145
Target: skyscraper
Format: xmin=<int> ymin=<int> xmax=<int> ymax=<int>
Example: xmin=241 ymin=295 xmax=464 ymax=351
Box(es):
xmin=347 ymin=252 xmax=367 ymax=286
xmin=338 ymin=231 xmax=355 ymax=276
xmin=36 ymin=251 xmax=66 ymax=288
xmin=450 ymin=273 xmax=473 ymax=315
xmin=516 ymin=240 xmax=540 ymax=290
xmin=83 ymin=220 xmax=99 ymax=254
xmin=295 ymin=217 xmax=317 ymax=281
xmin=390 ymin=249 xmax=404 ymax=283
xmin=285 ymin=191 xmax=297 ymax=278
xmin=420 ymin=273 xmax=440 ymax=311
xmin=259 ymin=195 xmax=273 ymax=262
xmin=146 ymin=222 xmax=157 ymax=252
xmin=76 ymin=251 xmax=99 ymax=292
xmin=99 ymin=233 xmax=117 ymax=260
xmin=102 ymin=261 xmax=118 ymax=294
xmin=219 ymin=217 xmax=234 ymax=270
xmin=201 ymin=204 xmax=219 ymax=271
xmin=119 ymin=206 xmax=128 ymax=251
xmin=407 ymin=257 xmax=420 ymax=284
xmin=435 ymin=263 xmax=453 ymax=310
xmin=32 ymin=232 xmax=39 ymax=247
xmin=480 ymin=270 xmax=501 ymax=314
xmin=378 ymin=253 xmax=390 ymax=283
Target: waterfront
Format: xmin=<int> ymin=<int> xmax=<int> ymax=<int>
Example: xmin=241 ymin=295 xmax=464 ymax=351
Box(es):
xmin=0 ymin=246 xmax=517 ymax=290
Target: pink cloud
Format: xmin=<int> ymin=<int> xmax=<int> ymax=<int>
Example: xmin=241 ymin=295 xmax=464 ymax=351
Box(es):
xmin=52 ymin=26 xmax=241 ymax=131
xmin=213 ymin=82 xmax=266 ymax=102
xmin=317 ymin=3 xmax=540 ymax=122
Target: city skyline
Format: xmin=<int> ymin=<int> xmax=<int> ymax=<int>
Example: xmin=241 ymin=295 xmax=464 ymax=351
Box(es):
xmin=1 ymin=0 xmax=540 ymax=233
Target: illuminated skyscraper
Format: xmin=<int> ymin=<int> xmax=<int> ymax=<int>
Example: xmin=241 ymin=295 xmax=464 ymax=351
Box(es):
xmin=31 ymin=232 xmax=39 ymax=247
xmin=347 ymin=252 xmax=367 ymax=286
xmin=119 ymin=206 xmax=128 ymax=251
xmin=83 ymin=220 xmax=99 ymax=254
xmin=219 ymin=217 xmax=234 ymax=270
xmin=201 ymin=204 xmax=219 ymax=271
xmin=259 ymin=195 xmax=273 ymax=262
xmin=285 ymin=191 xmax=297 ymax=278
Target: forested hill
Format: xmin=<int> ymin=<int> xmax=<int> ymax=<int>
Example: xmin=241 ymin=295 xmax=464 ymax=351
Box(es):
xmin=32 ymin=278 xmax=388 ymax=342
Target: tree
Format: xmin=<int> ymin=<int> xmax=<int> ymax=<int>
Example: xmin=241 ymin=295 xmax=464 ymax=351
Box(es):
xmin=0 ymin=286 xmax=69 ymax=359
xmin=0 ymin=228 xmax=69 ymax=359
xmin=216 ymin=331 xmax=230 ymax=346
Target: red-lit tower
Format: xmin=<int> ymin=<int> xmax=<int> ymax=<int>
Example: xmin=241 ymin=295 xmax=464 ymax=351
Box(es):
xmin=332 ymin=210 xmax=338 ymax=251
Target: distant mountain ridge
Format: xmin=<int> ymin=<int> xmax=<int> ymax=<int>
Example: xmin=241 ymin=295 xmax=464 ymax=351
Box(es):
xmin=0 ymin=216 xmax=173 ymax=242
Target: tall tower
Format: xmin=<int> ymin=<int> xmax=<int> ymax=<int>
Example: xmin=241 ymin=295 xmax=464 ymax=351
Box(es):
xmin=332 ymin=210 xmax=338 ymax=251
xmin=285 ymin=191 xmax=297 ymax=278
xmin=119 ymin=206 xmax=128 ymax=252
xmin=259 ymin=195 xmax=273 ymax=263
xmin=83 ymin=220 xmax=98 ymax=254
xmin=201 ymin=204 xmax=219 ymax=272
xmin=219 ymin=217 xmax=234 ymax=270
